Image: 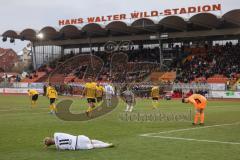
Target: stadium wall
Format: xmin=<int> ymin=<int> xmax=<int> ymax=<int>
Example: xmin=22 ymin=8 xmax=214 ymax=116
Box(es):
xmin=0 ymin=88 xmax=43 ymax=94
xmin=0 ymin=82 xmax=240 ymax=98
xmin=210 ymin=91 xmax=240 ymax=99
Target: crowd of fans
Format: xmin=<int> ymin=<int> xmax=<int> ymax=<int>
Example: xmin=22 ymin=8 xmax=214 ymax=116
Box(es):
xmin=36 ymin=47 xmax=162 ymax=83
xmin=0 ymin=73 xmax=21 ymax=83
xmin=175 ymin=42 xmax=240 ymax=83
xmin=21 ymin=42 xmax=240 ymax=87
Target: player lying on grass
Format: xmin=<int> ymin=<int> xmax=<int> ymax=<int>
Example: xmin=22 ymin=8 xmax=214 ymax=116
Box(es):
xmin=44 ymin=132 xmax=114 ymax=150
xmin=182 ymin=93 xmax=207 ymax=125
xmin=27 ymin=89 xmax=39 ymax=107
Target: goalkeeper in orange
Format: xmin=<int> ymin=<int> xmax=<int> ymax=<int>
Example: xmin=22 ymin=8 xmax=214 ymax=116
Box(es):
xmin=182 ymin=94 xmax=207 ymax=125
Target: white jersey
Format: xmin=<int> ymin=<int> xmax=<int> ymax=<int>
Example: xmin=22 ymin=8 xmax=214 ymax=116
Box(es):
xmin=54 ymin=133 xmax=93 ymax=150
xmin=105 ymin=84 xmax=114 ymax=99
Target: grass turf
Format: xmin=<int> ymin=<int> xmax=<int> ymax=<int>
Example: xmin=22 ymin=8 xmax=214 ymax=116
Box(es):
xmin=0 ymin=95 xmax=240 ymax=160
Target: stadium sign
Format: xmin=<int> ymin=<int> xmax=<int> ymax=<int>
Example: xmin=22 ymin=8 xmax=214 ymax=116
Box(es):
xmin=58 ymin=3 xmax=221 ymax=26
xmin=211 ymin=91 xmax=240 ymax=99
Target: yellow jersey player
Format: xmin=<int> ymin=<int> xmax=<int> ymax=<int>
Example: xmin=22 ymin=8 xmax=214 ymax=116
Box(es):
xmin=83 ymin=78 xmax=97 ymax=117
xmin=96 ymin=82 xmax=105 ymax=105
xmin=46 ymin=84 xmax=58 ymax=114
xmin=27 ymin=89 xmax=39 ymax=107
xmin=151 ymin=85 xmax=160 ymax=109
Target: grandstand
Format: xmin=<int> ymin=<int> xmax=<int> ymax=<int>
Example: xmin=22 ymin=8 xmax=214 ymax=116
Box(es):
xmin=1 ymin=10 xmax=240 ymax=97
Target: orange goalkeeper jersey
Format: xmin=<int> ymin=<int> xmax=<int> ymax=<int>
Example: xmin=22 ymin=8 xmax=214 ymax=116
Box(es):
xmin=188 ymin=94 xmax=207 ymax=109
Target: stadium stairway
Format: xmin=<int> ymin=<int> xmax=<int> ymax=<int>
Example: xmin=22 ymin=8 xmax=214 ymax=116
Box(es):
xmin=64 ymin=75 xmax=76 ymax=83
xmin=150 ymin=72 xmax=176 ymax=82
xmin=35 ymin=74 xmax=49 ymax=82
xmin=159 ymin=72 xmax=176 ymax=82
xmin=150 ymin=72 xmax=164 ymax=82
xmin=206 ymin=75 xmax=229 ymax=83
xmin=48 ymin=74 xmax=65 ymax=83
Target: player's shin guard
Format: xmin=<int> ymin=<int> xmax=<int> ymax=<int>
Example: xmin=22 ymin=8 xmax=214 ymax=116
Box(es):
xmin=194 ymin=112 xmax=200 ymax=124
xmin=49 ymin=104 xmax=54 ymax=113
xmin=87 ymin=104 xmax=94 ymax=113
xmin=200 ymin=112 xmax=204 ymax=123
xmin=53 ymin=104 xmax=57 ymax=112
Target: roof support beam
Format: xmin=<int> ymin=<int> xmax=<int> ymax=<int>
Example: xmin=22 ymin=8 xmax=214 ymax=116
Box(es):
xmin=33 ymin=27 xmax=240 ymax=46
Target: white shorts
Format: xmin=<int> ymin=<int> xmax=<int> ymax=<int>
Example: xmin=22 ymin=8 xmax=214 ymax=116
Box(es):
xmin=76 ymin=135 xmax=93 ymax=150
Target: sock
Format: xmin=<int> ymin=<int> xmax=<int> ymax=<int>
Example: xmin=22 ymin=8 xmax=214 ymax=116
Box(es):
xmin=125 ymin=104 xmax=130 ymax=111
xmin=53 ymin=104 xmax=57 ymax=112
xmin=49 ymin=104 xmax=54 ymax=112
xmin=107 ymin=100 xmax=111 ymax=107
xmin=87 ymin=107 xmax=92 ymax=112
xmin=91 ymin=140 xmax=112 ymax=148
xmin=152 ymin=101 xmax=158 ymax=109
xmin=87 ymin=104 xmax=95 ymax=113
xmin=194 ymin=112 xmax=200 ymax=124
xmin=200 ymin=112 xmax=205 ymax=123
xmin=129 ymin=105 xmax=133 ymax=112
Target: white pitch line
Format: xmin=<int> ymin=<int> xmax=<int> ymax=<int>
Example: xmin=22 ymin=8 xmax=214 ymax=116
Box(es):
xmin=144 ymin=135 xmax=240 ymax=145
xmin=140 ymin=122 xmax=240 ymax=137
xmin=140 ymin=122 xmax=240 ymax=145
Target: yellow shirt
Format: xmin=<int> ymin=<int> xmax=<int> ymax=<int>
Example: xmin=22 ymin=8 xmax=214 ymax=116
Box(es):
xmin=96 ymin=85 xmax=105 ymax=98
xmin=47 ymin=86 xmax=58 ymax=99
xmin=28 ymin=89 xmax=39 ymax=96
xmin=84 ymin=82 xmax=97 ymax=98
xmin=151 ymin=86 xmax=160 ymax=98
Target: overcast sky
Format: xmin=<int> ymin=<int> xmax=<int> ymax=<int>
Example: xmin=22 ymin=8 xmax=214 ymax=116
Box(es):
xmin=0 ymin=0 xmax=238 ymax=53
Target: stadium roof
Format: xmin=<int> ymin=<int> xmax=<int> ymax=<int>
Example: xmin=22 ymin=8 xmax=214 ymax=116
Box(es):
xmin=1 ymin=10 xmax=240 ymax=46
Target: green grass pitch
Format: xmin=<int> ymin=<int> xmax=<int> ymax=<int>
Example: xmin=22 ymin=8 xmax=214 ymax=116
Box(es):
xmin=0 ymin=95 xmax=240 ymax=160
